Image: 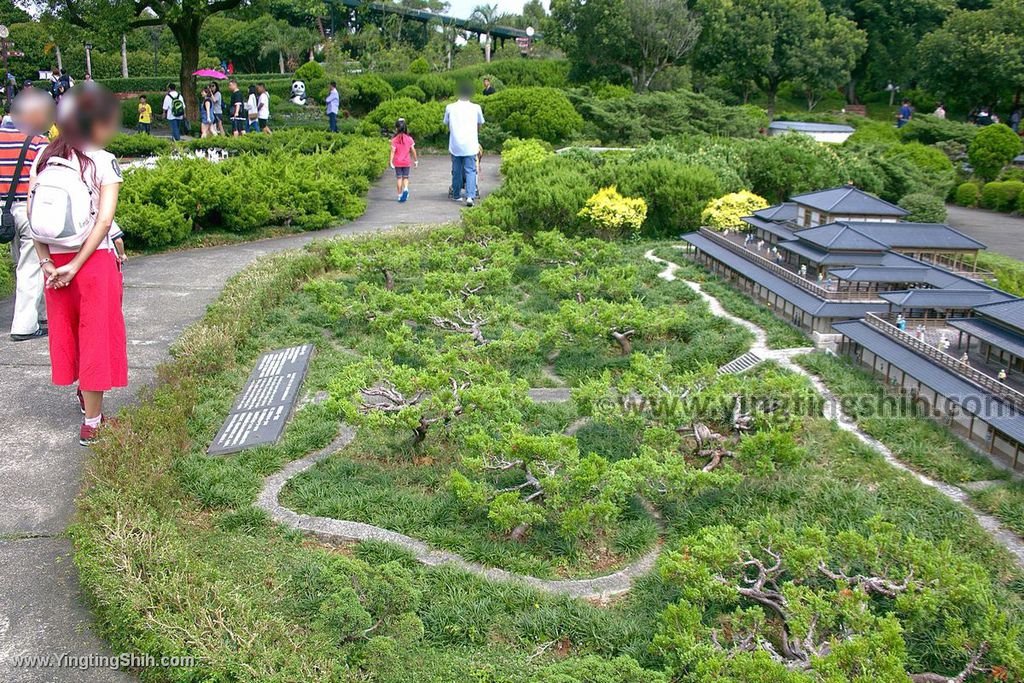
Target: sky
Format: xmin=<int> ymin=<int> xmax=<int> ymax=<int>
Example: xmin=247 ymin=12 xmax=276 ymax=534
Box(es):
xmin=444 ymin=0 xmax=548 ymax=20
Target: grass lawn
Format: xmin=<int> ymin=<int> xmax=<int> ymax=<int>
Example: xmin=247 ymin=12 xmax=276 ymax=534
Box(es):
xmin=72 ymin=227 xmax=1024 ymax=681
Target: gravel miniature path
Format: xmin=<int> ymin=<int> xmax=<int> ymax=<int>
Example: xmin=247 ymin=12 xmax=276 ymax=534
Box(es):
xmin=645 ymin=250 xmax=1024 ymax=569
xmin=0 ymin=155 xmax=496 ymax=682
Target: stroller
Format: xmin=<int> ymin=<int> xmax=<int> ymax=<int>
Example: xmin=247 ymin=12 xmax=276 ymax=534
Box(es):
xmin=449 ymin=148 xmax=483 ymax=200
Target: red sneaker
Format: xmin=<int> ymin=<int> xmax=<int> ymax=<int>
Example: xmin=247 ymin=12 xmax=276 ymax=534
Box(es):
xmin=80 ymin=421 xmax=99 ymax=446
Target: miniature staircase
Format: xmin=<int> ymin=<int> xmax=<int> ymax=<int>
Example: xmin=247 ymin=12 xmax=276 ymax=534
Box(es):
xmin=717 ymin=351 xmax=763 ymax=375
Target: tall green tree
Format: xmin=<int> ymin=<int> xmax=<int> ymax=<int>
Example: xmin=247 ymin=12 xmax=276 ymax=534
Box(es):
xmin=821 ymin=0 xmax=954 ymax=102
xmin=550 ymin=0 xmax=702 ymax=91
xmin=795 ymin=14 xmax=867 ymax=109
xmin=469 ymin=3 xmax=507 ymax=63
xmin=54 ymin=0 xmax=247 ymax=119
xmin=917 ymin=0 xmax=1024 ymax=108
xmin=701 ymin=0 xmax=865 ymax=118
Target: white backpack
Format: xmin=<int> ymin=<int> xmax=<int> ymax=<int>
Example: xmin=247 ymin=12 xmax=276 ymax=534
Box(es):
xmin=29 ymin=156 xmax=97 ymax=249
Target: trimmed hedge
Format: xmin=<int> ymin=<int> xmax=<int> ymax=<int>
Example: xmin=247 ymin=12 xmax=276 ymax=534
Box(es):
xmin=360 ymin=98 xmax=447 ymax=144
xmin=99 ymin=74 xmax=289 ymax=94
xmin=980 ymin=181 xmax=1024 ymax=212
xmin=117 ymin=136 xmax=388 ymax=248
xmin=898 ymin=192 xmax=947 ymax=222
xmin=954 ymin=182 xmax=981 ymax=207
xmin=481 ymin=87 xmax=584 ymax=143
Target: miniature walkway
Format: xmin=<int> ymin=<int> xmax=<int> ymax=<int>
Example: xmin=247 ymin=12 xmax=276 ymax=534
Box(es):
xmin=645 ymin=250 xmax=1024 ymax=569
xmin=0 ymin=155 xmax=496 ymax=682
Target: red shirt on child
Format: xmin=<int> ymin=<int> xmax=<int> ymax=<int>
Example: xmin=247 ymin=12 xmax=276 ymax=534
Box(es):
xmin=391 ymin=133 xmax=415 ymax=168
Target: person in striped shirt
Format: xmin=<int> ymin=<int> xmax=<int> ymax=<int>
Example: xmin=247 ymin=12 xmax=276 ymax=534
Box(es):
xmin=5 ymin=89 xmax=53 ymax=341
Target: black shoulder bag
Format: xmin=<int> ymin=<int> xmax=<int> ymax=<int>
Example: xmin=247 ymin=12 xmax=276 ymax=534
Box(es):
xmin=0 ymin=137 xmax=35 ymax=244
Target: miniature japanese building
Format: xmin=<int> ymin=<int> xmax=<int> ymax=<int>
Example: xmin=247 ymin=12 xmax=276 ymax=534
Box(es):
xmin=683 ymin=185 xmax=1024 ymax=473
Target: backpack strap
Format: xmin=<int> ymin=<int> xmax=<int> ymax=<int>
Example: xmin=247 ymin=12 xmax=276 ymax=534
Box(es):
xmin=4 ymin=137 xmax=34 ymax=213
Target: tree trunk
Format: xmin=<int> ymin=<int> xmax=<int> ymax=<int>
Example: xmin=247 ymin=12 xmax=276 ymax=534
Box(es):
xmin=171 ymin=22 xmax=202 ymax=124
xmin=316 ymin=16 xmax=327 ymax=39
xmin=845 ymin=78 xmax=858 ymax=105
xmin=121 ymin=34 xmax=129 ymax=78
xmin=279 ymin=51 xmax=285 ymax=74
xmin=611 ymin=330 xmax=634 ymax=356
xmin=382 ymin=269 xmax=394 ymax=291
xmin=766 ymin=86 xmax=778 ymax=121
xmin=484 ymin=33 xmax=491 ymax=62
xmin=54 ymin=45 xmax=63 ymax=72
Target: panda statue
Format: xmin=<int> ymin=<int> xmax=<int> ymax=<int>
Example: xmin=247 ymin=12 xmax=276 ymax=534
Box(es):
xmin=290 ymin=80 xmax=307 ymax=106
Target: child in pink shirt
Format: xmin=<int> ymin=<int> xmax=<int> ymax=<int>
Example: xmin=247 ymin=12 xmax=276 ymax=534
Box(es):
xmin=390 ymin=118 xmax=418 ymax=203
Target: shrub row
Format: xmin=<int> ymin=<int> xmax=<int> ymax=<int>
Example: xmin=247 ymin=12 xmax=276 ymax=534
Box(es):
xmin=98 ymin=74 xmax=289 ymax=94
xmin=954 ymin=180 xmax=1024 ymax=213
xmin=478 ymin=132 xmax=954 ymax=237
xmin=117 ymin=137 xmax=388 ymax=249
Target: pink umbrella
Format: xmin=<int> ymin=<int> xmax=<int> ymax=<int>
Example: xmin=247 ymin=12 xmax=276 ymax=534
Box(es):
xmin=192 ymin=69 xmax=227 ymax=79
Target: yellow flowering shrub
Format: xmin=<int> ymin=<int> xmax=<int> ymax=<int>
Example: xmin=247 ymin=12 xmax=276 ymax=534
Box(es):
xmin=577 ymin=186 xmax=648 ymax=239
xmin=700 ymin=191 xmax=769 ymax=230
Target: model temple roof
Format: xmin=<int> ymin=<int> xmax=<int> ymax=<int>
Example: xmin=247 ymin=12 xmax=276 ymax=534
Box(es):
xmin=948 ymin=317 xmax=1024 ymax=360
xmin=681 ymin=232 xmax=882 ymax=317
xmin=878 ymin=288 xmax=1011 ymax=309
xmin=972 ymin=299 xmax=1024 ymax=331
xmin=753 ymin=202 xmax=799 ymax=222
xmin=769 ymin=121 xmax=856 ymax=134
xmin=778 ymin=239 xmax=888 ymax=265
xmin=828 ymin=266 xmax=938 ymax=284
xmin=741 ymin=215 xmax=795 ymax=241
xmin=790 ymin=223 xmax=890 ymax=251
xmin=832 ymin=319 xmax=1024 ymax=443
xmin=789 ymin=186 xmax=910 ymax=217
xmin=837 ymin=222 xmax=986 ymax=251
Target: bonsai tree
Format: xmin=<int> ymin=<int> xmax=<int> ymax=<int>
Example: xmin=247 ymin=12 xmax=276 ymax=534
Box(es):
xmin=655 ymin=517 xmax=1022 ymax=681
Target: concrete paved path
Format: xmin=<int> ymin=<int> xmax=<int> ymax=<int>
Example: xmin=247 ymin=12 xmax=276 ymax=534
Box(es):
xmin=945 ymin=205 xmax=1024 ymax=260
xmin=0 ymin=154 xmax=496 ymax=682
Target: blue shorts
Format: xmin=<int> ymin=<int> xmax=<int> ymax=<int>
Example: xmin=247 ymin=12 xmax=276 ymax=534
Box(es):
xmin=395 ymin=166 xmax=410 ymax=178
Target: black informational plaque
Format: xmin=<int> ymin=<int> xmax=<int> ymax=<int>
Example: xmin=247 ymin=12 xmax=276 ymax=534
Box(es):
xmin=208 ymin=344 xmax=315 ymax=456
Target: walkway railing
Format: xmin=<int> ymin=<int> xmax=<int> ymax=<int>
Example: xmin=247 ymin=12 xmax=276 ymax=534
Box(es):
xmin=863 ymin=312 xmax=1024 ymax=410
xmin=933 ymin=254 xmax=994 ymax=282
xmin=696 ymin=228 xmax=884 ymax=302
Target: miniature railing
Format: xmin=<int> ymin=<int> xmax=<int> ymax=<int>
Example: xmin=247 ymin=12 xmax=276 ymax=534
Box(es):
xmin=932 ymin=255 xmax=994 ymax=282
xmin=863 ymin=312 xmax=1024 ymax=411
xmin=696 ymin=228 xmax=884 ymax=302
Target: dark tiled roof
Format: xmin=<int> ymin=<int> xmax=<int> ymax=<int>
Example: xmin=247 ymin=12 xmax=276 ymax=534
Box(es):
xmin=846 ymin=222 xmax=986 ymax=251
xmin=828 ymin=266 xmax=937 ymax=284
xmin=878 ymin=288 xmax=1011 ymax=308
xmin=741 ymin=215 xmax=795 ymax=241
xmin=948 ymin=317 xmax=1024 ymax=359
xmin=769 ymin=121 xmax=855 ymax=134
xmin=973 ymin=299 xmax=1024 ymax=331
xmin=682 ymin=233 xmax=882 ymax=318
xmin=790 ymin=186 xmax=910 ymax=216
xmin=791 ymin=224 xmax=890 ymax=251
xmin=779 ymin=240 xmax=887 ymax=265
xmin=832 ymin=319 xmax=1024 ymax=443
xmin=753 ymin=202 xmax=798 ymax=222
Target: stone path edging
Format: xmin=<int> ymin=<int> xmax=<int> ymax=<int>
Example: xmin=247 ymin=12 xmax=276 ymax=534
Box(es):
xmin=255 ymin=425 xmax=661 ymax=600
xmin=645 ymin=249 xmax=1024 ymax=569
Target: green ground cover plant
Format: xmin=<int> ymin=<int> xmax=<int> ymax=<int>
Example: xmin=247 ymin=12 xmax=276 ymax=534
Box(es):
xmin=116 ymin=136 xmax=387 ymax=249
xmin=72 ymin=224 xmax=1024 ymax=681
xmin=797 ymin=352 xmax=1006 ymax=485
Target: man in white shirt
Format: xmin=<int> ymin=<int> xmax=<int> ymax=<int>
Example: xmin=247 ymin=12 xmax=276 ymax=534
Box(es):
xmin=443 ymin=82 xmax=484 ymax=206
xmin=162 ymin=83 xmax=185 ymax=141
xmin=256 ymin=83 xmax=271 ymax=133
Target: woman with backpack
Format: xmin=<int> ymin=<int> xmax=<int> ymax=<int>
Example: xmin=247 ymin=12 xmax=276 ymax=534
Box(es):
xmin=27 ymin=84 xmax=127 ymax=446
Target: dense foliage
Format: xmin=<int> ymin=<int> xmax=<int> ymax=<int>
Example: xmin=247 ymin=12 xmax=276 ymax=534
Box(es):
xmin=117 ymin=136 xmax=387 ymax=248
